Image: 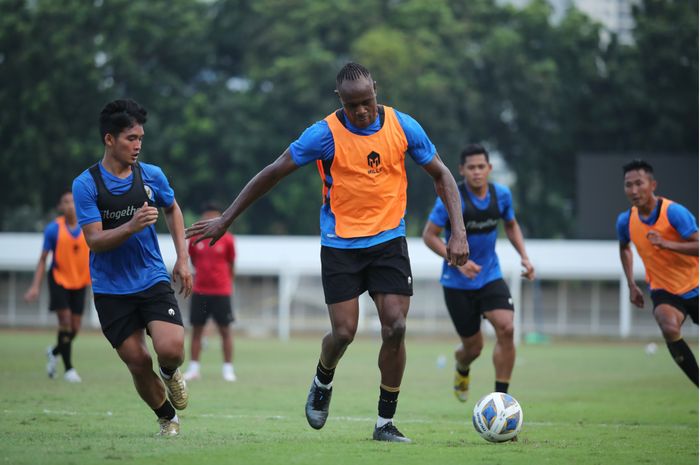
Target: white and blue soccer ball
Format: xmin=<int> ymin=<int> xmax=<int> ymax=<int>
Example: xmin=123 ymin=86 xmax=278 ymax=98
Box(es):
xmin=472 ymin=392 xmax=523 ymax=442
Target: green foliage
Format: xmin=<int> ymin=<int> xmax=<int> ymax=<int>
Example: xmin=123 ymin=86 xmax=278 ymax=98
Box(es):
xmin=0 ymin=0 xmax=696 ymax=236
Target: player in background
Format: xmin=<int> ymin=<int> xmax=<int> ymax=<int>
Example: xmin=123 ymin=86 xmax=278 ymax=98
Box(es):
xmin=422 ymin=144 xmax=534 ymax=402
xmin=72 ymin=99 xmax=193 ymax=436
xmin=617 ymin=159 xmax=698 ymax=386
xmin=183 ymin=203 xmax=237 ymax=382
xmin=186 ymin=62 xmax=468 ymax=442
xmin=24 ymin=191 xmax=91 ymax=383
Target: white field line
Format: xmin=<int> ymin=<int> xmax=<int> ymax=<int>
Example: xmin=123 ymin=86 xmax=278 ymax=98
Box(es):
xmin=0 ymin=409 xmax=693 ymax=430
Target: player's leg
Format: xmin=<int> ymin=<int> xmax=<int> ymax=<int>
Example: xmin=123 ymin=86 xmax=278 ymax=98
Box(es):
xmin=480 ymin=279 xmax=516 ymax=393
xmin=141 ymin=282 xmax=188 ymax=410
xmin=367 ymin=238 xmax=413 ymax=443
xmin=305 ymin=297 xmax=360 ymax=429
xmin=483 ymin=309 xmax=515 ymax=393
xmin=654 ymin=301 xmax=698 ymax=386
xmin=46 ymin=273 xmax=71 ymax=379
xmin=211 ymin=295 xmax=236 ymax=381
xmin=306 ymin=244 xmax=366 ymax=430
xmin=217 ymin=324 xmax=235 ymax=381
xmin=184 ymin=293 xmax=207 ymax=380
xmin=371 ymin=293 xmax=411 ymax=443
xmin=61 ymin=287 xmax=87 ymax=383
xmin=116 ymin=329 xmax=179 ymax=436
xmin=444 ymin=286 xmax=482 ymax=402
xmin=149 ymin=320 xmax=188 ymax=409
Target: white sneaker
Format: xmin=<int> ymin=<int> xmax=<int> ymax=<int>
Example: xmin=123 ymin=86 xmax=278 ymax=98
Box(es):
xmin=183 ymin=369 xmax=200 ymax=381
xmin=46 ymin=347 xmax=57 ymax=379
xmin=64 ymin=368 xmax=82 ymax=383
xmin=222 ymin=365 xmax=237 ymax=382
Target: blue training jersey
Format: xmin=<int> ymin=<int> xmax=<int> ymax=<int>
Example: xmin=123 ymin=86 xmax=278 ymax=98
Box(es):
xmin=289 ymin=108 xmax=435 ymax=249
xmin=428 ymin=183 xmax=514 ymax=290
xmin=616 ymin=200 xmax=699 ymax=298
xmin=72 ymin=162 xmax=174 ymax=295
xmin=42 ymin=219 xmax=82 ymax=272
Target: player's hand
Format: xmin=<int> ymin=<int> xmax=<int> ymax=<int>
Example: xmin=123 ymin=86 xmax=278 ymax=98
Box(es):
xmin=185 ymin=216 xmax=228 ymax=246
xmin=445 ymin=232 xmax=469 ymax=267
xmin=23 ymin=286 xmax=39 ymax=302
xmin=646 ymin=230 xmax=666 ymax=249
xmin=172 ymin=256 xmax=193 ymax=298
xmin=128 ymin=202 xmax=158 ymax=233
xmin=629 ymin=284 xmax=644 ymax=308
xmin=521 ymin=258 xmax=535 ymax=281
xmin=458 ymin=260 xmax=482 ymax=279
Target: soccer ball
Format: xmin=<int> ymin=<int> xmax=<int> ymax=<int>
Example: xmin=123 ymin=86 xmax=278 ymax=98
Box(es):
xmin=472 ymin=392 xmax=523 ymax=442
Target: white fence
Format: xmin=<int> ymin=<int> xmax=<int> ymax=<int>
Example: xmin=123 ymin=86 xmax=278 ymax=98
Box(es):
xmin=0 ymin=233 xmax=690 ymax=342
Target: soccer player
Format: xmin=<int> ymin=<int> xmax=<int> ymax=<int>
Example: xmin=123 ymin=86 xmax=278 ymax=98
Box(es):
xmin=183 ymin=203 xmax=237 ymax=382
xmin=422 ymin=144 xmax=535 ymax=402
xmin=617 ymin=159 xmax=698 ymax=386
xmin=72 ymin=99 xmax=193 ymax=436
xmin=186 ymin=62 xmax=468 ymax=442
xmin=24 ymin=191 xmax=91 ymax=383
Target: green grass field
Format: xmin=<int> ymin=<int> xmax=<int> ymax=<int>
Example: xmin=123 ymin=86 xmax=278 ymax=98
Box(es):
xmin=1 ymin=329 xmax=697 ymax=465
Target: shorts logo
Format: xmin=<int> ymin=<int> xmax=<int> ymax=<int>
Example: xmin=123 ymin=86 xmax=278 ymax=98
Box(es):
xmin=508 ymin=298 xmax=513 ymax=305
xmin=407 ymin=276 xmax=412 ymax=285
xmin=168 ymin=308 xmax=175 ymax=317
xmin=367 ymin=151 xmax=383 ymax=174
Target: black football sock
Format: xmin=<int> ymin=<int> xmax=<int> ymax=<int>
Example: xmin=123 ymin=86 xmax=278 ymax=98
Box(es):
xmin=378 ymin=385 xmax=400 ymax=420
xmin=495 ymin=380 xmax=510 ymax=393
xmin=315 ymin=359 xmax=335 ymax=386
xmin=160 ymin=366 xmax=176 ymax=378
xmin=666 ymin=338 xmax=699 ymax=386
xmin=57 ymin=330 xmax=73 ymax=371
xmin=456 ymin=365 xmax=470 ymax=377
xmin=153 ymin=400 xmax=176 ymax=420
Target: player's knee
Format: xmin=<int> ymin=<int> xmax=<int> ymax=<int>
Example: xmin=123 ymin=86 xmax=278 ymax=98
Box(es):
xmin=125 ymin=351 xmax=153 ymax=375
xmin=381 ymin=319 xmax=406 ymax=344
xmin=495 ymin=322 xmax=514 ymax=341
xmin=333 ymin=325 xmax=357 ymax=346
xmin=658 ymin=322 xmax=681 ymax=341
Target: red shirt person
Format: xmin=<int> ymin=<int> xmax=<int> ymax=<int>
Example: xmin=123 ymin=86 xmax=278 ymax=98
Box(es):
xmin=184 ymin=205 xmax=237 ymax=382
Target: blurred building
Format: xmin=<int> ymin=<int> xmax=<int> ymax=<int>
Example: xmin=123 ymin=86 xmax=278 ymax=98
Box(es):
xmin=502 ymin=0 xmax=639 ymax=44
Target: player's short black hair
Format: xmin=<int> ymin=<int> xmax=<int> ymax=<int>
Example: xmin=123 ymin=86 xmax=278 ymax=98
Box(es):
xmin=336 ymin=62 xmax=372 ymax=88
xmin=201 ymin=202 xmax=222 ymax=214
xmin=460 ymin=144 xmax=489 ymax=164
xmin=622 ymin=159 xmax=654 ymax=177
xmin=99 ymin=99 xmax=147 ymax=144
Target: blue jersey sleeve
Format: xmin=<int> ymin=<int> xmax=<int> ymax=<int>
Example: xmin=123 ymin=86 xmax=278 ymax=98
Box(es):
xmin=140 ymin=163 xmax=174 ymax=208
xmin=289 ymin=120 xmax=334 ymax=166
xmin=394 ymin=110 xmax=436 ymax=166
xmin=72 ymin=171 xmax=101 ymax=227
xmin=495 ymin=184 xmax=515 ymax=222
xmin=667 ymin=203 xmax=699 ymax=239
xmin=616 ymin=211 xmax=631 ymax=244
xmin=428 ymin=196 xmax=450 ymax=228
xmin=42 ymin=222 xmax=59 ymax=252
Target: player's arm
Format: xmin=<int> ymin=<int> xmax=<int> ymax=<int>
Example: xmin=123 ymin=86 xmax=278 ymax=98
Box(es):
xmin=82 ymin=201 xmax=159 ymax=252
xmin=619 ymin=241 xmax=644 ymax=308
xmin=24 ymin=249 xmax=49 ymax=302
xmin=421 ymin=155 xmax=469 ymax=266
xmin=163 ymin=199 xmax=193 ymax=297
xmin=186 ymin=149 xmax=299 ymax=245
xmin=646 ymin=230 xmax=698 ymax=256
xmin=504 ymin=219 xmax=535 ymax=280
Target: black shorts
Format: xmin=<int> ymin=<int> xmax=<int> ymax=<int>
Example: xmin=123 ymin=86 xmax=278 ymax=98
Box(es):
xmin=651 ymin=290 xmax=699 ymax=325
xmin=321 ymin=237 xmax=413 ymax=305
xmin=190 ymin=293 xmax=234 ymax=326
xmin=443 ymin=278 xmax=514 ymax=338
xmin=48 ymin=272 xmax=87 ymax=315
xmin=93 ymin=281 xmax=183 ymax=348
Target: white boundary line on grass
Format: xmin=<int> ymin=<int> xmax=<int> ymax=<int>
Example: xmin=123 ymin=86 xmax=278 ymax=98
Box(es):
xmin=1 ymin=409 xmax=693 ymax=430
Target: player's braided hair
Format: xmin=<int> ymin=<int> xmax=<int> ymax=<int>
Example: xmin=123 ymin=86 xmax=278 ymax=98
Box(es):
xmin=336 ymin=62 xmax=372 ymax=87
